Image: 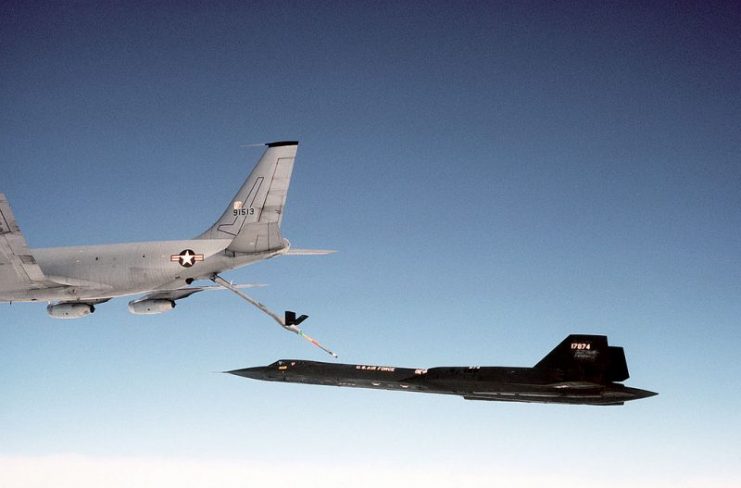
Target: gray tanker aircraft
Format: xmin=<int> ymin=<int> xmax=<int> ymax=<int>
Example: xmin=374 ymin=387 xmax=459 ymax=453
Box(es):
xmin=1 ymin=141 xmax=338 ymax=356
xmin=229 ymin=335 xmax=657 ymax=405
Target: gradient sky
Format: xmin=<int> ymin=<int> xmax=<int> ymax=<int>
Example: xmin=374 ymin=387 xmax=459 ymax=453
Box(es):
xmin=1 ymin=1 xmax=740 ymax=487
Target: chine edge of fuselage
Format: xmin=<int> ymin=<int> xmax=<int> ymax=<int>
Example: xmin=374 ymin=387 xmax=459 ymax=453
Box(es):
xmin=229 ymin=359 xmax=656 ymax=405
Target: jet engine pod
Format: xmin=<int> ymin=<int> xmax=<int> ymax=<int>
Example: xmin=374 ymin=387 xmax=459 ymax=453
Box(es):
xmin=47 ymin=302 xmax=95 ymax=319
xmin=128 ymin=299 xmax=176 ymax=315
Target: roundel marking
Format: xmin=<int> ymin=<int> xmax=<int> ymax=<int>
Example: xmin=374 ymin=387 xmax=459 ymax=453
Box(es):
xmin=170 ymin=249 xmax=204 ymax=267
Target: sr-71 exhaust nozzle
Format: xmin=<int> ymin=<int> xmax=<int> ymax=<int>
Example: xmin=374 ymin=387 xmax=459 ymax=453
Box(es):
xmin=227 ymin=335 xmax=657 ymax=406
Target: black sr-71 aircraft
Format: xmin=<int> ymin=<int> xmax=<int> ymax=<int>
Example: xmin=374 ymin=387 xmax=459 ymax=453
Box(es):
xmin=228 ymin=335 xmax=656 ymax=406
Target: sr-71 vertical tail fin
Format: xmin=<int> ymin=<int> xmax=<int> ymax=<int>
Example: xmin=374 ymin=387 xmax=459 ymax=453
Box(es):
xmin=534 ymin=335 xmax=629 ymax=383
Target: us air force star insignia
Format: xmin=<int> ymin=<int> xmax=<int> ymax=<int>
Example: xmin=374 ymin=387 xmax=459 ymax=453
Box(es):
xmin=170 ymin=249 xmax=204 ymax=267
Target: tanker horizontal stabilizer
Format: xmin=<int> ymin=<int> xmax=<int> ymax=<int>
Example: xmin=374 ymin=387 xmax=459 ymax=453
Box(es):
xmin=283 ymin=248 xmax=337 ymax=256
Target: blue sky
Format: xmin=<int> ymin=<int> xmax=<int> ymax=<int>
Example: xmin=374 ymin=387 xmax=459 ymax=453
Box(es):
xmin=1 ymin=1 xmax=740 ymax=486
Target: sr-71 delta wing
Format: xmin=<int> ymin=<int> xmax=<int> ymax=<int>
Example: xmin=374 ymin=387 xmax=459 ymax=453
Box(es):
xmin=227 ymin=335 xmax=657 ymax=405
xmin=1 ymin=141 xmax=338 ymax=356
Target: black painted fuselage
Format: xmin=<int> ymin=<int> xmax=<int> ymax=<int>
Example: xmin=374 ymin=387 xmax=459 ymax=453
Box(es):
xmin=228 ymin=335 xmax=657 ymax=406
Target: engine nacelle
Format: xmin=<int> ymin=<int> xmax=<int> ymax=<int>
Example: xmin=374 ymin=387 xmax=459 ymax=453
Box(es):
xmin=128 ymin=299 xmax=176 ymax=315
xmin=47 ymin=302 xmax=95 ymax=319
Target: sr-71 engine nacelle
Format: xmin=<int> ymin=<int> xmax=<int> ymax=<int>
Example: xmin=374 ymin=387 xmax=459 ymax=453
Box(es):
xmin=47 ymin=302 xmax=95 ymax=319
xmin=128 ymin=299 xmax=176 ymax=315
